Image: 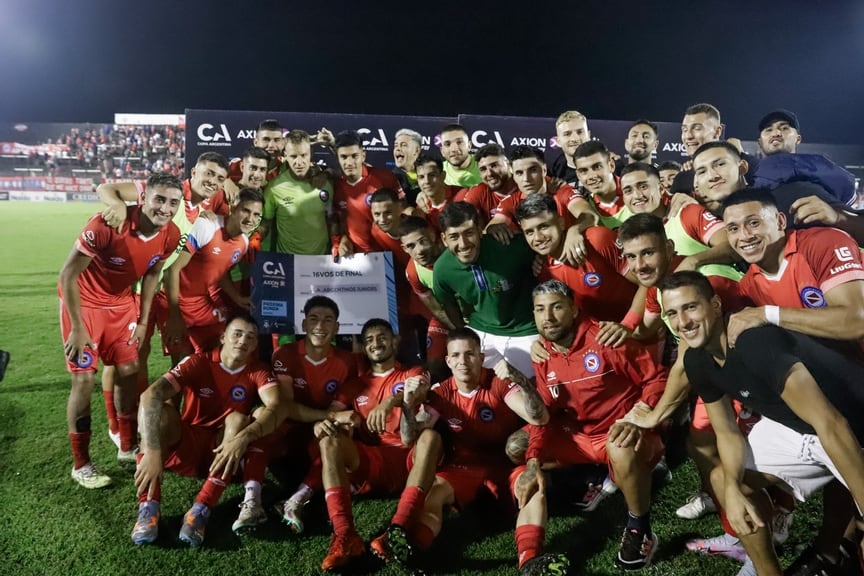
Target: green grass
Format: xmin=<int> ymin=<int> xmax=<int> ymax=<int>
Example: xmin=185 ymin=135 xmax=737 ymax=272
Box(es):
xmin=0 ymin=202 xmax=821 ymax=576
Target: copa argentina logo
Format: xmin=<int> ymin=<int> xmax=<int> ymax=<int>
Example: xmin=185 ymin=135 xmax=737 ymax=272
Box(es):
xmin=197 ymin=123 xmax=232 ymax=145
xmin=470 ymin=130 xmax=505 ymax=148
xmin=357 ymin=128 xmax=388 ymax=149
xmin=262 ymin=260 xmax=286 ymax=276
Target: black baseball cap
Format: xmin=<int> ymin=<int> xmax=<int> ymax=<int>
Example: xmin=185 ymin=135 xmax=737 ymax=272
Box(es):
xmin=758 ymin=109 xmax=800 ymax=133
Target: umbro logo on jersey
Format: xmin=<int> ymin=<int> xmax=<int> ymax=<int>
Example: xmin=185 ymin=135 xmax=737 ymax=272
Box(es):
xmin=356 ymin=395 xmax=369 ymax=406
xmin=740 ymin=390 xmax=751 ymax=398
xmin=448 ymin=418 xmax=463 ymax=432
xmin=547 ymin=371 xmax=557 ymax=381
xmin=212 ymin=246 xmax=222 ymax=255
xmin=294 ymin=378 xmax=307 ymax=389
xmin=109 ymin=256 xmax=126 ymax=266
xmin=200 ymin=387 xmax=214 ymax=397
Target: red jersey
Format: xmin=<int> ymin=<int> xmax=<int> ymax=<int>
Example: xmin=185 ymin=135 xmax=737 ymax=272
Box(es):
xmin=539 ymin=226 xmax=636 ymax=321
xmin=586 ymin=177 xmax=625 ymax=219
xmin=228 ymin=156 xmax=280 ymax=184
xmin=406 ymin=259 xmax=433 ymax=297
xmin=528 ymin=318 xmax=668 ymax=459
xmin=135 ymin=179 xmax=229 ymax=223
xmin=646 ymin=270 xmax=751 ymax=317
xmin=177 ymin=216 xmax=249 ymax=297
xmin=495 ymin=182 xmax=577 ymax=230
xmin=426 ymin=369 xmax=524 ymax=465
xmin=353 ymin=364 xmax=425 ymax=447
xmin=271 ymin=340 xmax=359 ymax=410
xmin=422 ymin=185 xmax=466 ymax=234
xmin=676 ymin=203 xmax=725 ymax=245
xmin=370 ymin=225 xmax=427 ymax=317
xmin=69 ymin=206 xmax=181 ymax=307
xmin=461 ymin=181 xmax=517 ymax=227
xmin=334 ymin=166 xmax=404 ymax=253
xmin=740 ymin=228 xmax=864 ymax=309
xmin=164 ymin=349 xmax=278 ymax=429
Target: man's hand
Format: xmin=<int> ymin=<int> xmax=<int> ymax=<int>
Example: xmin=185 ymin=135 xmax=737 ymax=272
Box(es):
xmin=547 ymin=176 xmax=567 ymax=192
xmin=64 ymin=327 xmax=95 ymax=363
xmin=210 ymin=434 xmax=250 ymax=480
xmin=514 ymin=459 xmax=545 ymax=509
xmin=724 ymin=483 xmax=765 ymax=536
xmin=329 ymin=410 xmax=361 ymax=428
xmin=493 ymin=359 xmax=524 ymax=383
xmin=530 ymin=337 xmax=550 ymax=363
xmin=313 ymin=127 xmax=335 ymax=147
xmin=674 ymin=255 xmax=701 ymax=272
xmin=134 ymin=450 xmax=163 ymax=498
xmin=338 ymin=235 xmax=354 ymax=258
xmin=619 ymin=401 xmax=657 ymax=429
xmin=727 ymin=307 xmax=769 ymax=348
xmin=313 ymin=419 xmax=341 ymax=439
xmin=560 ymin=227 xmax=587 ymax=266
xmin=102 ymin=199 xmax=128 ymax=231
xmin=668 ymin=192 xmax=697 ymax=218
xmin=128 ymin=322 xmax=149 ymax=350
xmin=403 ymin=375 xmax=430 ymax=409
xmin=163 ymin=313 xmax=188 ymax=349
xmin=596 ymin=321 xmax=632 ymax=347
xmin=485 ymin=222 xmax=514 ymax=245
xmin=366 ymin=399 xmax=394 ymax=434
xmin=790 ymin=195 xmax=840 ymax=226
xmin=607 ymin=420 xmax=643 ymax=449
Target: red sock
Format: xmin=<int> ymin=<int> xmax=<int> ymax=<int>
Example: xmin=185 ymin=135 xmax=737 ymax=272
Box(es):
xmin=516 ymin=524 xmax=545 ymax=568
xmin=407 ymin=521 xmax=436 ymax=551
xmin=69 ymin=431 xmax=92 ymax=469
xmin=136 ymin=452 xmax=162 ymax=503
xmin=303 ymin=458 xmax=324 ymax=492
xmin=242 ymin=442 xmax=269 ymax=483
xmin=196 ymin=476 xmax=230 ymax=508
xmin=719 ymin=508 xmax=737 ymax=537
xmin=117 ymin=412 xmax=137 ymax=452
xmin=392 ymin=485 xmax=426 ymax=528
xmin=325 ymin=486 xmax=354 ymax=536
xmin=104 ymin=389 xmax=118 ymax=435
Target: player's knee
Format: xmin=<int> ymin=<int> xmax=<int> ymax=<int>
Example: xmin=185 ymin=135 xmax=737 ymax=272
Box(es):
xmin=505 ymin=429 xmax=529 ymax=465
xmin=116 ymin=360 xmax=140 ymax=378
xmin=319 ymin=434 xmax=341 ymax=455
xmin=70 ymin=372 xmax=95 ymax=394
xmin=416 ymin=428 xmax=442 ymax=456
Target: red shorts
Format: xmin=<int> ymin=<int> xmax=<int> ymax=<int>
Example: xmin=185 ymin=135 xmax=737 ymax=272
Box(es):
xmin=691 ymin=397 xmax=761 ymax=436
xmin=271 ymin=421 xmax=318 ymax=461
xmin=59 ymin=299 xmax=139 ymax=373
xmin=426 ymin=318 xmax=449 ymax=361
xmin=350 ymin=443 xmax=410 ymax=496
xmin=163 ymin=422 xmax=219 ymax=478
xmin=155 ymin=292 xmax=227 ymax=355
xmin=436 ymin=462 xmax=510 ymax=508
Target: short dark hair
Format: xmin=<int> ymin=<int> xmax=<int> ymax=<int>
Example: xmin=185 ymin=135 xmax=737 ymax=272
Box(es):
xmin=628 ymin=119 xmax=659 ymax=136
xmin=438 ymin=201 xmax=480 ymax=231
xmin=515 ymin=193 xmax=557 ymax=223
xmin=242 ymin=147 xmax=270 ymax=162
xmin=285 ymin=129 xmax=310 ymax=145
xmin=658 ymin=161 xmax=682 ymax=172
xmin=439 ymin=124 xmax=468 ymax=138
xmin=236 ymin=187 xmax=265 ymax=206
xmin=692 ymin=141 xmax=741 ymax=163
xmin=617 ymin=213 xmax=667 ymax=245
xmin=657 ymin=270 xmax=716 ymax=302
xmin=196 ymin=152 xmax=230 ymax=172
xmin=397 ymin=215 xmax=432 ymax=238
xmin=146 ymin=172 xmax=183 ymax=191
xmin=446 ymin=326 xmax=481 ymax=349
xmin=684 ymin=103 xmax=721 ymax=123
xmin=303 ymin=295 xmax=339 ymax=319
xmin=574 ymin=140 xmax=610 ymax=161
xmin=620 ymin=162 xmax=660 ymax=181
xmin=334 ymin=130 xmax=363 ymax=151
xmin=225 ymin=312 xmax=259 ymax=332
xmin=369 ymin=187 xmax=401 ymax=205
xmin=257 ymin=119 xmax=282 ymax=132
xmin=415 ymin=153 xmax=443 ymax=172
xmin=509 ymin=145 xmax=545 ymax=164
xmin=361 ymin=318 xmax=394 ymax=339
xmin=475 ymin=143 xmax=507 ymax=162
xmin=721 ymin=187 xmax=778 ymax=216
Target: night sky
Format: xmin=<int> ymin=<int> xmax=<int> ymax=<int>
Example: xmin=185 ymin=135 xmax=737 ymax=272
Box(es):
xmin=1 ymin=0 xmax=863 ymax=144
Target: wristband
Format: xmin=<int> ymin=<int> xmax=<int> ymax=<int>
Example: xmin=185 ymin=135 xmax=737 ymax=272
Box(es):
xmin=765 ymin=305 xmax=780 ymax=326
xmin=620 ymin=310 xmax=642 ymax=331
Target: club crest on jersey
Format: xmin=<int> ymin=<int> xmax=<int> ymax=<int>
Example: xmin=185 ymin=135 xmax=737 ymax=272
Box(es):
xmin=800 ymin=286 xmax=826 ymax=308
xmin=147 ymin=255 xmax=161 ymax=269
xmin=325 ymin=379 xmax=339 ymax=394
xmin=478 ymin=406 xmax=495 ymax=422
xmin=584 ymin=352 xmax=601 ymax=373
xmin=294 ymin=378 xmax=307 ymax=389
xmin=448 ymin=418 xmax=463 ymax=432
xmin=584 ymin=272 xmax=602 ymax=287
xmin=76 ymin=351 xmax=94 ymax=369
xmin=391 ymin=381 xmax=405 ymax=395
xmin=365 ymin=193 xmax=373 ymax=206
xmin=426 ymin=335 xmax=433 ymax=349
xmin=319 ymin=190 xmax=330 ymax=203
xmin=230 ymin=385 xmax=248 ymax=402
xmin=231 ymin=249 xmax=242 ymax=263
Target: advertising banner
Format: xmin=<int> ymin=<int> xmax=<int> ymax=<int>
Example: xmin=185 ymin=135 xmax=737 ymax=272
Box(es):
xmin=252 ymin=251 xmax=397 ymax=335
xmin=9 ymin=191 xmax=67 ymax=202
xmin=0 ymin=191 xmax=8 ymax=201
xmin=66 ymin=192 xmax=99 ymax=202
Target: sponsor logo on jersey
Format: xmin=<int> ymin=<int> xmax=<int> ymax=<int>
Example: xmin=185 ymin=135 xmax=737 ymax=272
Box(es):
xmin=584 ymin=352 xmax=601 ymax=373
xmin=212 ymin=246 xmax=222 ymax=255
xmin=800 ymin=286 xmax=826 ymax=308
xmin=835 ymin=247 xmax=855 ymax=262
xmin=200 ymin=387 xmax=214 ymax=397
xmin=547 ymin=371 xmax=557 ymax=381
xmin=325 ymin=379 xmax=339 ymax=394
xmin=391 ymin=381 xmax=405 ymax=395
xmin=584 ymin=272 xmax=602 ymax=287
xmin=447 ymin=418 xmax=463 ymax=432
xmin=478 ymin=406 xmax=495 ymax=422
xmin=109 ymin=256 xmax=126 ymax=266
xmin=739 ymin=390 xmax=751 ymax=398
xmin=147 ymin=255 xmax=161 ymax=268
xmin=83 ymin=230 xmax=96 ymax=246
xmin=319 ymin=189 xmax=330 ymax=203
xmin=356 ymin=395 xmax=369 ymax=406
xmin=294 ymin=378 xmax=307 ymax=389
xmin=230 ymin=385 xmax=247 ymax=401
xmin=231 ymin=249 xmax=242 ymax=263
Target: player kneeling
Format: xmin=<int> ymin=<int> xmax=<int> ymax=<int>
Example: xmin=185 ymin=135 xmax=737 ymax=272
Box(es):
xmin=131 ymin=315 xmax=284 ymax=547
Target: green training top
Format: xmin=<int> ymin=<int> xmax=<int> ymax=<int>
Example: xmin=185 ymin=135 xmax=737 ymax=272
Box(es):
xmin=443 ymin=156 xmax=482 ymax=188
xmin=263 ymin=168 xmax=333 ymax=255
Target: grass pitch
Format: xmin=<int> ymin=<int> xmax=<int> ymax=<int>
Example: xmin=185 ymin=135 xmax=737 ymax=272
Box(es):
xmin=0 ymin=202 xmax=819 ymax=575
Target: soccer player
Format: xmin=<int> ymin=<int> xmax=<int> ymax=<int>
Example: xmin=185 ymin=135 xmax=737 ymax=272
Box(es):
xmin=268 ymin=296 xmax=359 ymax=534
xmin=258 ymin=129 xmax=334 ymax=256
xmin=131 ymin=315 xmax=283 ymax=547
xmin=369 ymin=327 xmax=549 ymax=567
xmin=657 ymin=161 xmax=682 ymax=198
xmin=549 ymin=110 xmax=592 ymax=186
xmin=227 ymin=146 xmax=271 ymax=191
xmin=253 ymin=118 xmax=287 ymax=171
xmin=316 ymin=319 xmax=426 ymax=571
xmin=157 ymin=188 xmax=264 ymax=364
xmin=413 ymin=154 xmax=464 ymax=231
xmin=432 ymin=202 xmax=538 ymax=376
xmin=392 ymin=128 xmax=423 ymax=206
xmin=438 ymin=124 xmax=481 ymax=187
xmin=460 ymin=143 xmax=518 ymax=227
xmin=60 ymin=173 xmax=183 ymax=488
xmin=513 ymin=280 xmax=668 ymax=573
xmin=622 ymin=119 xmax=659 ymax=166
xmin=660 ymin=271 xmax=864 ymax=576
xmin=574 ymin=140 xmax=629 ymax=229
xmin=332 ymin=130 xmax=404 ymax=256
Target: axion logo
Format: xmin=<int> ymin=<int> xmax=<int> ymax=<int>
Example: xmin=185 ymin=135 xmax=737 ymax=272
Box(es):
xmin=263 ymin=261 xmax=286 ymax=276
xmin=548 ymin=136 xmax=560 ymax=149
xmin=510 ymin=136 xmax=546 ymax=148
xmin=470 ymin=130 xmax=505 ymax=148
xmin=197 ymin=123 xmax=232 ymax=143
xmin=357 ymin=128 xmax=388 ymax=148
xmin=236 ymin=129 xmax=256 ymax=139
xmin=662 ymin=142 xmax=686 ymax=153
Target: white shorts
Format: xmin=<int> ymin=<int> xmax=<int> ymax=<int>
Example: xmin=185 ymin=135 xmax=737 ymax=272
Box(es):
xmin=469 ymin=327 xmax=537 ymax=379
xmin=746 ymin=416 xmax=847 ymax=503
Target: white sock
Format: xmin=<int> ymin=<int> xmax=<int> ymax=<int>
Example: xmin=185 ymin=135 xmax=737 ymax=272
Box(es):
xmin=243 ymin=480 xmax=261 ymax=504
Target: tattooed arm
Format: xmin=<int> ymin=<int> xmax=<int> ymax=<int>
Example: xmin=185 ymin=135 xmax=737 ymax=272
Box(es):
xmin=495 ymin=360 xmax=549 ymax=425
xmin=134 ymin=377 xmax=175 ymax=498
